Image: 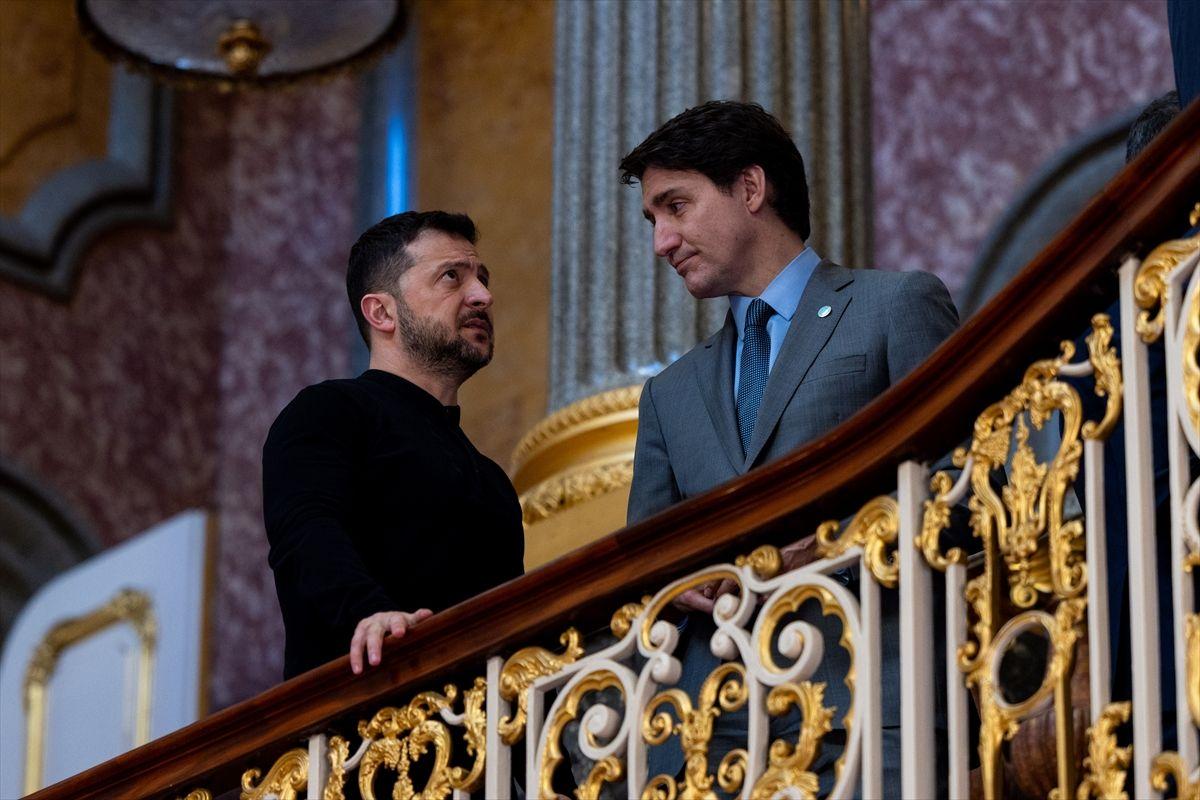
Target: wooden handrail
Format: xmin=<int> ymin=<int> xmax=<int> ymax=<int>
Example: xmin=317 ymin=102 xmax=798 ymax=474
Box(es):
xmin=31 ymin=100 xmax=1200 ymax=800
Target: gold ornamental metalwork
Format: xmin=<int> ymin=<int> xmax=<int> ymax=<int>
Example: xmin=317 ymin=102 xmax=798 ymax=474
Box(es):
xmin=641 ymin=662 xmax=750 ymax=799
xmin=1150 ymin=751 xmax=1200 ymax=800
xmin=178 ymin=791 xmax=213 ymax=800
xmin=1133 ymin=233 xmax=1200 ymax=344
xmin=735 ymin=544 xmax=784 ymax=580
xmin=1076 ymin=701 xmax=1131 ymax=800
xmin=816 ymin=495 xmax=901 ymax=587
xmin=611 ymin=596 xmax=652 ymax=638
xmin=498 ymin=628 xmax=585 ymax=745
xmin=324 ymin=679 xmax=487 ymax=800
xmin=919 ymin=316 xmax=1125 ymax=800
xmin=1183 ymin=274 xmax=1200 ymax=436
xmin=22 ymin=588 xmax=157 ymax=795
xmin=241 ymin=747 xmax=308 ymax=800
xmin=750 ymin=681 xmax=835 ymax=799
xmin=538 ymin=670 xmax=626 ymax=800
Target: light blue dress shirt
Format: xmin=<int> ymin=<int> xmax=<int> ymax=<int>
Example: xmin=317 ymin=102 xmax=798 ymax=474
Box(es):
xmin=730 ymin=247 xmax=821 ymax=398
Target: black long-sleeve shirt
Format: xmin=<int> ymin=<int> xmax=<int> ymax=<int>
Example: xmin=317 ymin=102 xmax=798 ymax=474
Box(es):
xmin=263 ymin=369 xmax=524 ymax=678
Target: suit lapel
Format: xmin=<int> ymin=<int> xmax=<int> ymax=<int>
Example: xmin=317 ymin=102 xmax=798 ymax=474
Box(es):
xmin=744 ymin=261 xmax=855 ymax=468
xmin=692 ymin=314 xmax=745 ymax=474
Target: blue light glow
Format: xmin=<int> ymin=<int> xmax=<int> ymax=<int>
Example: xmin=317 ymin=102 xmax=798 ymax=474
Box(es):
xmin=386 ymin=109 xmax=408 ymax=214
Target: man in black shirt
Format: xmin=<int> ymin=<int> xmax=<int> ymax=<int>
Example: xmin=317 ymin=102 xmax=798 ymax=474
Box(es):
xmin=263 ymin=211 xmax=524 ymax=678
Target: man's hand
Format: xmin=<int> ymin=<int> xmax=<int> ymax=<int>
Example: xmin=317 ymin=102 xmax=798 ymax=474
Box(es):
xmin=349 ymin=609 xmax=434 ymax=674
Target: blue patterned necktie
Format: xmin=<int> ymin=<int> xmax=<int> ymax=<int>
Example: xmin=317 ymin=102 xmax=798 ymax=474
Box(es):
xmin=736 ymin=298 xmax=774 ymax=454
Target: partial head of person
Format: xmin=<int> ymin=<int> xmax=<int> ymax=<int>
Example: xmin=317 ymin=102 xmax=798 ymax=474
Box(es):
xmin=347 ymin=211 xmax=494 ymax=386
xmin=619 ymin=100 xmax=811 ymax=299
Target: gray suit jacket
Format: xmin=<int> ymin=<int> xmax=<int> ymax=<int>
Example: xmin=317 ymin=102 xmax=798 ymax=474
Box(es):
xmin=628 ymin=261 xmax=958 ymax=520
xmin=627 ymin=262 xmax=958 ymax=750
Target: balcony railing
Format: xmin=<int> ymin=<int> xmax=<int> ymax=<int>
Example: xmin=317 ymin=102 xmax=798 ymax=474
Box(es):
xmin=28 ymin=99 xmax=1200 ymax=800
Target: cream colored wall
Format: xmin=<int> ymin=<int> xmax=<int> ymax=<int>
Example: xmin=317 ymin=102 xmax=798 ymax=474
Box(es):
xmin=413 ymin=0 xmax=555 ymax=470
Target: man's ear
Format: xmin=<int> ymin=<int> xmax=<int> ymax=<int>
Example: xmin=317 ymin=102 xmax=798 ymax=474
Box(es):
xmin=360 ymin=292 xmax=397 ymax=337
xmin=740 ymin=165 xmax=768 ymax=213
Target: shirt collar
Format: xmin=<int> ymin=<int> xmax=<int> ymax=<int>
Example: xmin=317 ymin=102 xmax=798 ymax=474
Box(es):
xmin=729 ymin=246 xmax=821 ymax=337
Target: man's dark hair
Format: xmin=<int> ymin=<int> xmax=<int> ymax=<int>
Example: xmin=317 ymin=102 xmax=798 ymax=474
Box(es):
xmin=1126 ymin=91 xmax=1181 ymax=163
xmin=618 ymin=101 xmax=811 ymax=241
xmin=347 ymin=210 xmax=477 ymax=346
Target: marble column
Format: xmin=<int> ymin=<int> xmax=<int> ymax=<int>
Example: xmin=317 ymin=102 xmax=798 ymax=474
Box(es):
xmin=515 ymin=0 xmax=873 ymax=566
xmin=549 ymin=0 xmax=873 ymax=409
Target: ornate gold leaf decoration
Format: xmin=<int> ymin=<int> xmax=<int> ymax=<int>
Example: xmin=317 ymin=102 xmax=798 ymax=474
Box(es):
xmin=1134 ymin=234 xmax=1200 ymax=344
xmin=324 ymin=735 xmax=350 ymax=800
xmin=178 ymin=791 xmax=212 ymax=800
xmin=1150 ymin=751 xmax=1200 ymax=800
xmin=611 ymin=596 xmax=652 ymax=638
xmin=1076 ymin=701 xmax=1131 ymax=800
xmin=1082 ymin=313 xmax=1123 ymax=440
xmin=498 ymin=628 xmax=584 ymax=745
xmin=918 ymin=324 xmax=1125 ymax=800
xmin=750 ymin=681 xmax=835 ymax=799
xmin=512 ymin=385 xmax=641 ymax=466
xmin=241 ymin=747 xmax=308 ymax=800
xmin=641 ymin=662 xmax=750 ymax=799
xmin=321 ymin=680 xmax=486 ymax=800
xmin=1184 ymin=278 xmax=1200 ymax=436
xmin=539 ymin=670 xmax=626 ymax=800
xmin=816 ymin=495 xmax=900 ymax=587
xmin=521 ymin=460 xmax=635 ymax=524
xmin=735 ymin=544 xmax=784 ymax=579
xmin=758 ymin=584 xmax=855 ymax=779
xmin=640 ymin=568 xmax=742 ymax=650
xmin=920 ymin=467 xmax=970 ymax=572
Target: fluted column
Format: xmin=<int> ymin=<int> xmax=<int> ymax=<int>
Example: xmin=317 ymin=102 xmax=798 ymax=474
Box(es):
xmin=549 ymin=0 xmax=873 ymax=409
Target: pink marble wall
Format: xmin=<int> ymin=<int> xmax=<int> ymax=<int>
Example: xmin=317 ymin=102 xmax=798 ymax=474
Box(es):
xmin=871 ymin=0 xmax=1174 ymax=295
xmin=0 ymin=78 xmax=360 ymax=710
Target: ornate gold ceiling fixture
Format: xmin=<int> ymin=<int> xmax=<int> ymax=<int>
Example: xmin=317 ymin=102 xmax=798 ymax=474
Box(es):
xmin=75 ymin=0 xmax=407 ymax=90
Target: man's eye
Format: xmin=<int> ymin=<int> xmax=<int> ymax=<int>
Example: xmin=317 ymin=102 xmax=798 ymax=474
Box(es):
xmin=442 ymin=269 xmax=459 ymax=282
xmin=669 ymin=202 xmax=685 ymax=214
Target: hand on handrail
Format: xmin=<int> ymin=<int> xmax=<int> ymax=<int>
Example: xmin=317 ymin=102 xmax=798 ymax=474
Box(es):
xmin=349 ymin=609 xmax=434 ymax=674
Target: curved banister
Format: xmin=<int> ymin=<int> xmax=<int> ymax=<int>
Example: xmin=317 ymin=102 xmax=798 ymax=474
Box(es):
xmin=29 ymin=99 xmax=1200 ymax=800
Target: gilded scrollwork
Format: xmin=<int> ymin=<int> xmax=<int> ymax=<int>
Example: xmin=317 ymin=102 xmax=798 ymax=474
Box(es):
xmin=749 ymin=681 xmax=835 ymax=799
xmin=735 ymin=544 xmax=784 ymax=580
xmin=640 ymin=568 xmax=743 ymax=650
xmin=920 ymin=466 xmax=970 ymax=572
xmin=611 ymin=596 xmax=652 ymax=638
xmin=815 ymin=495 xmax=900 ymax=587
xmin=498 ymin=628 xmax=584 ymax=745
xmin=178 ymin=791 xmax=212 ymax=800
xmin=240 ymin=747 xmax=308 ymax=800
xmin=1134 ymin=233 xmax=1200 ymax=344
xmin=641 ymin=662 xmax=750 ymax=799
xmin=319 ymin=680 xmax=486 ymax=800
xmin=539 ymin=670 xmax=626 ymax=800
xmin=1150 ymin=751 xmax=1200 ymax=800
xmin=1082 ymin=313 xmax=1124 ymax=440
xmin=1076 ymin=701 xmax=1131 ymax=800
xmin=1184 ymin=276 xmax=1199 ymax=438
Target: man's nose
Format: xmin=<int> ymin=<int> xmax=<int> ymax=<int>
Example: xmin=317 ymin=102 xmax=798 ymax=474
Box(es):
xmin=653 ymin=224 xmax=681 ymax=259
xmin=466 ymin=277 xmax=492 ymax=308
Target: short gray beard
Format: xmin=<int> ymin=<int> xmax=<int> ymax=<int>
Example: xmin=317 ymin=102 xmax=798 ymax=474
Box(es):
xmin=394 ymin=296 xmax=493 ymax=381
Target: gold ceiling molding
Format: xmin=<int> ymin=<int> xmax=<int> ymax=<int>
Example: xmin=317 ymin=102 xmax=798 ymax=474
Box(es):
xmin=23 ymin=587 xmax=156 ymax=795
xmin=519 ymin=459 xmax=634 ymax=526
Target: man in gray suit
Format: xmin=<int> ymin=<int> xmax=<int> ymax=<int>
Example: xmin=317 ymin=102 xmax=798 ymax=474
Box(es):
xmin=620 ymin=101 xmax=958 ymax=793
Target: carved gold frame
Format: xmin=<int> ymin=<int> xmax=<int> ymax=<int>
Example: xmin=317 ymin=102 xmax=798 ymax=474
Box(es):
xmin=22 ymin=588 xmax=157 ymax=794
